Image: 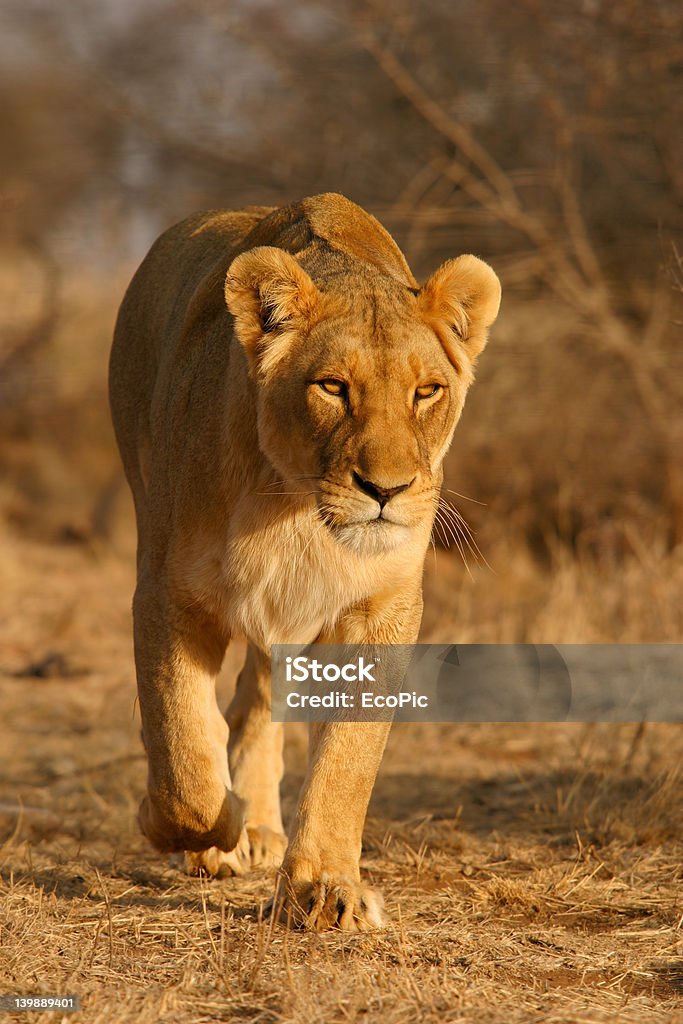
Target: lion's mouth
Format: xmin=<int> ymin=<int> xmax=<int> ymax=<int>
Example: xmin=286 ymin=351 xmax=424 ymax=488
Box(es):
xmin=319 ymin=504 xmax=407 ymax=530
xmin=315 ymin=487 xmax=417 ymax=553
xmin=318 ymin=504 xmax=411 ymax=554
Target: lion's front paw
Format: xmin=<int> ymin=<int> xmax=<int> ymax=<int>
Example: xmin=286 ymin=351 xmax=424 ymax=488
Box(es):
xmin=272 ymin=874 xmax=385 ymax=931
xmin=139 ymin=786 xmax=245 ymax=855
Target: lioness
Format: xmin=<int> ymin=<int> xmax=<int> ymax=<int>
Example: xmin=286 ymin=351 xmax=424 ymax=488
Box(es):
xmin=109 ymin=193 xmax=500 ymax=930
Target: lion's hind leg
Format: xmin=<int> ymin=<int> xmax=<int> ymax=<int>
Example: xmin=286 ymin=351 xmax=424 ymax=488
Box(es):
xmin=226 ymin=644 xmax=288 ymax=870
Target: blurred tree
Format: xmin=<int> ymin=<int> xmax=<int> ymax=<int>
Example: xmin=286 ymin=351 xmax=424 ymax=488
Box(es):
xmin=0 ymin=0 xmax=681 ymax=545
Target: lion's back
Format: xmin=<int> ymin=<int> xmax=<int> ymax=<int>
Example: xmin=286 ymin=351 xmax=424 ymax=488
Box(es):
xmin=108 ymin=206 xmax=274 ymax=495
xmin=112 ymin=205 xmax=274 ymax=368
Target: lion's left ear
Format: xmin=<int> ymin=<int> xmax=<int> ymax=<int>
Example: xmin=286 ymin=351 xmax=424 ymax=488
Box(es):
xmin=225 ymin=246 xmax=322 ymax=377
xmin=419 ymin=255 xmax=501 ymax=364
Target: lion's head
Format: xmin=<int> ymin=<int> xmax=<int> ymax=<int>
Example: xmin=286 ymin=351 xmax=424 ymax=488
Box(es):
xmin=225 ymin=203 xmax=500 ymax=556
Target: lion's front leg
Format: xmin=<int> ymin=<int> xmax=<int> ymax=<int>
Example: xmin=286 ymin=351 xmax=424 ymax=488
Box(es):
xmin=274 ymin=719 xmax=391 ymax=930
xmin=133 ymin=582 xmax=246 ymax=863
xmin=274 ymin=586 xmax=423 ymax=931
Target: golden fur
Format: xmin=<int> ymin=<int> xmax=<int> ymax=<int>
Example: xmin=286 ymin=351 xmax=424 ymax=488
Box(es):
xmin=109 ymin=193 xmax=500 ymax=930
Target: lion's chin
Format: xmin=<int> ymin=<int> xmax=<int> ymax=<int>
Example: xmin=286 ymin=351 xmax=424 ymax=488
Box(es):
xmin=330 ymin=519 xmax=410 ymax=556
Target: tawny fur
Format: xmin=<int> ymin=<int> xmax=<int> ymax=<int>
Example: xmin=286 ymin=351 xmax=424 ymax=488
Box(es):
xmin=109 ymin=192 xmax=500 ymax=930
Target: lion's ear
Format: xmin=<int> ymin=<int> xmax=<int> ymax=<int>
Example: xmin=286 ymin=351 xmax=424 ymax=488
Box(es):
xmin=419 ymin=255 xmax=501 ymax=364
xmin=225 ymin=246 xmax=321 ymax=376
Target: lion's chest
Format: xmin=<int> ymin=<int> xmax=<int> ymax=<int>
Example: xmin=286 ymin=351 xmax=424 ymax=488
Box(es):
xmin=220 ymin=507 xmax=375 ymax=649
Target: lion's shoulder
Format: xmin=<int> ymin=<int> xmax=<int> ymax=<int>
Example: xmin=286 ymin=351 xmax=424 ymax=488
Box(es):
xmin=232 ymin=194 xmax=417 ymax=288
xmin=301 ymin=193 xmax=417 ymax=287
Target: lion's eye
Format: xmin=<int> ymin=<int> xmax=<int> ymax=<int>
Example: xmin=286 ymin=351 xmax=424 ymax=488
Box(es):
xmin=318 ymin=379 xmax=347 ymax=397
xmin=415 ymin=384 xmax=441 ymax=400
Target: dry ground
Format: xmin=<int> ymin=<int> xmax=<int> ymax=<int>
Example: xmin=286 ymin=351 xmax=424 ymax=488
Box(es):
xmin=1 ymin=530 xmax=683 ymax=1024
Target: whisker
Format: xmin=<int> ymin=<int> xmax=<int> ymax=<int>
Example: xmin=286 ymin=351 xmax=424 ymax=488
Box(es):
xmin=445 ymin=505 xmax=491 ymax=568
xmin=250 ymin=474 xmax=320 ymax=495
xmin=445 ymin=487 xmax=487 ymax=506
xmin=431 ymin=506 xmax=449 ymax=547
xmin=255 ymin=490 xmax=317 ymax=497
xmin=437 ymin=497 xmax=494 ymax=574
xmin=289 ymin=507 xmax=332 ymax=574
xmin=433 ymin=503 xmax=472 ymax=577
xmin=261 ymin=496 xmax=318 ymax=533
xmin=431 ymin=511 xmax=457 ymax=566
xmin=438 ymin=501 xmax=477 ymax=551
xmin=434 ymin=498 xmax=473 ymax=570
xmin=442 ymin=503 xmax=478 ymax=546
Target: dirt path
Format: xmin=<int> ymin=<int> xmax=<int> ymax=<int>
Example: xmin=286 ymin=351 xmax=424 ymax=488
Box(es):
xmin=1 ymin=536 xmax=682 ymax=1022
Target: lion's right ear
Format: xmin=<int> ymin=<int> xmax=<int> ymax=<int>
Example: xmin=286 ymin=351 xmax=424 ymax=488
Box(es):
xmin=225 ymin=247 xmax=321 ymax=376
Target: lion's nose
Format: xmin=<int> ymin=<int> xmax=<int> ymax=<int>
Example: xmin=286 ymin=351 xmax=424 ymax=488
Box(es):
xmin=352 ymin=471 xmax=415 ymax=508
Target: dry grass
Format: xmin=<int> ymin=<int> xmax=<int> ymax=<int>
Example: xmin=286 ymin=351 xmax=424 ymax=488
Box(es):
xmin=1 ymin=534 xmax=683 ymax=1023
xmin=422 ymin=537 xmax=683 ymax=643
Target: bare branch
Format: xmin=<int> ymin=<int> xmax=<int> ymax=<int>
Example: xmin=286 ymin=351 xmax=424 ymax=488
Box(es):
xmin=360 ymin=31 xmax=520 ymax=211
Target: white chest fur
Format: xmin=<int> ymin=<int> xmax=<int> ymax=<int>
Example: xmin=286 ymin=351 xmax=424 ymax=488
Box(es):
xmin=223 ymin=501 xmax=371 ymax=648
xmin=177 ymin=495 xmax=422 ymax=651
